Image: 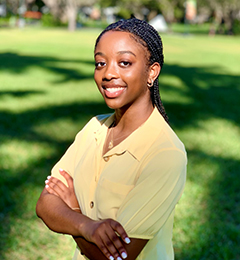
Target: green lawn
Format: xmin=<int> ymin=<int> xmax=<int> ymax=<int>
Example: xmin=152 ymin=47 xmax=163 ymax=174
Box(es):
xmin=0 ymin=28 xmax=239 ymax=260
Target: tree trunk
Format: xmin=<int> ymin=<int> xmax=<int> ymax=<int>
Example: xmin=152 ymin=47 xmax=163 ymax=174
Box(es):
xmin=67 ymin=0 xmax=77 ymax=31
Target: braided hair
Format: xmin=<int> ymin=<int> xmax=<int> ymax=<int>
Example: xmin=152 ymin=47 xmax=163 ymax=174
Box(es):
xmin=95 ymin=18 xmax=169 ymax=123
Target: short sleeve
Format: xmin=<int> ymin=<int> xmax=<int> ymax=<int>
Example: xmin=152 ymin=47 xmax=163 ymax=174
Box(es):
xmin=116 ymin=148 xmax=187 ymax=239
xmin=51 ymin=131 xmax=82 ymax=186
xmin=50 ymin=116 xmax=100 ymax=185
xmin=50 ymin=114 xmax=111 ymax=185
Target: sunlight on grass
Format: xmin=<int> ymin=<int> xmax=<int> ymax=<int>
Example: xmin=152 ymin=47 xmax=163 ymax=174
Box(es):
xmin=0 ymin=140 xmax=55 ymax=170
xmin=5 ymin=218 xmax=75 ymax=260
xmin=204 ymin=121 xmax=240 ymax=159
xmin=0 ymin=28 xmax=239 ymax=259
xmin=33 ymin=118 xmax=86 ymax=142
xmin=179 ymin=118 xmax=240 ymax=159
xmin=163 ymin=34 xmax=240 ymax=75
xmin=160 ymin=75 xmax=193 ymax=104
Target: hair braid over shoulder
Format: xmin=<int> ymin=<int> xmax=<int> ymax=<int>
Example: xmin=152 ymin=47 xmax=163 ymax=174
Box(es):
xmin=95 ymin=18 xmax=169 ymax=123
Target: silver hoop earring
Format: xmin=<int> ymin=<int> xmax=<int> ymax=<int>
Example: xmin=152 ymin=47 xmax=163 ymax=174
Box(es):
xmin=147 ymin=79 xmax=153 ymax=88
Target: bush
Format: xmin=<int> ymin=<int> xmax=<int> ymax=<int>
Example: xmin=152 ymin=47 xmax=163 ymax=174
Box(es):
xmin=116 ymin=8 xmax=131 ymax=20
xmin=0 ymin=17 xmax=10 ymax=27
xmin=232 ymin=19 xmax=240 ymax=35
xmin=41 ymin=13 xmax=66 ymax=27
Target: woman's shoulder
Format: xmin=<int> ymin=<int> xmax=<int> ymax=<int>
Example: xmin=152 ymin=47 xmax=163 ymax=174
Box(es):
xmin=75 ymin=113 xmax=113 ymax=137
xmin=95 ymin=113 xmax=113 ymax=124
xmin=88 ymin=113 xmax=113 ymax=128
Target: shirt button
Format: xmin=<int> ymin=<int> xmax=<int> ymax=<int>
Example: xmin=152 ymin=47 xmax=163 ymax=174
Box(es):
xmin=104 ymin=157 xmax=109 ymax=162
xmin=90 ymin=201 xmax=94 ymax=208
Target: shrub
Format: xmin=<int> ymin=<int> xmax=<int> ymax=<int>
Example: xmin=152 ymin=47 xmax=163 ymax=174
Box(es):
xmin=232 ymin=19 xmax=240 ymax=35
xmin=41 ymin=13 xmax=66 ymax=27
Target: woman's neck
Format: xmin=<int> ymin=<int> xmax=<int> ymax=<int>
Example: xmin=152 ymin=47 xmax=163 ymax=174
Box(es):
xmin=114 ymin=103 xmax=154 ymax=133
xmin=103 ymin=103 xmax=154 ymax=155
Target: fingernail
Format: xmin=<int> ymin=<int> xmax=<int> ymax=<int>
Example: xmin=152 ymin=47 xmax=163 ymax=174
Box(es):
xmin=117 ymin=257 xmax=122 ymax=260
xmin=121 ymin=252 xmax=127 ymax=259
xmin=45 ymin=184 xmax=49 ymax=188
xmin=124 ymin=237 xmax=131 ymax=244
xmin=109 ymin=256 xmax=114 ymax=260
xmin=59 ymin=168 xmax=64 ymax=172
xmin=45 ymin=180 xmax=49 ymax=184
xmin=47 ymin=176 xmax=51 ymax=180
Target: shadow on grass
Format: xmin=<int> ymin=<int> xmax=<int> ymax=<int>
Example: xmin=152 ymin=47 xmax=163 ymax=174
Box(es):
xmin=174 ymin=149 xmax=240 ymax=260
xmin=161 ymin=64 xmax=240 ymax=128
xmin=0 ymin=90 xmax=45 ymax=97
xmin=0 ymin=52 xmax=95 ymax=83
xmin=0 ymin=53 xmax=239 ymax=259
xmin=0 ymin=101 xmax=112 ymax=259
xmin=160 ymin=65 xmax=240 ymax=259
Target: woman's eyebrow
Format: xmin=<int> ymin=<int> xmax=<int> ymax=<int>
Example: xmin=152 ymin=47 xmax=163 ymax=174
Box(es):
xmin=94 ymin=52 xmax=104 ymax=57
xmin=94 ymin=50 xmax=136 ymax=58
xmin=117 ymin=50 xmax=136 ymax=57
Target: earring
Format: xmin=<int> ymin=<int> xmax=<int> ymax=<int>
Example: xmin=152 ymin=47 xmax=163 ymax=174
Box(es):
xmin=147 ymin=79 xmax=154 ymax=88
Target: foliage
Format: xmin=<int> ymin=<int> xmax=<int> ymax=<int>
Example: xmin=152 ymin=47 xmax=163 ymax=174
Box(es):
xmin=41 ymin=0 xmax=96 ymax=30
xmin=170 ymin=23 xmax=211 ymax=34
xmin=0 ymin=28 xmax=240 ymax=259
xmin=80 ymin=19 xmax=108 ymax=29
xmin=232 ymin=19 xmax=240 ymax=35
xmin=116 ymin=7 xmax=131 ymax=20
xmin=41 ymin=13 xmax=66 ymax=27
xmin=0 ymin=17 xmax=9 ymax=27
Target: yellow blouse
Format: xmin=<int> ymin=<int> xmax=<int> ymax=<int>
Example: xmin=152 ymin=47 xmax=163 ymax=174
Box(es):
xmin=51 ymin=107 xmax=187 ymax=260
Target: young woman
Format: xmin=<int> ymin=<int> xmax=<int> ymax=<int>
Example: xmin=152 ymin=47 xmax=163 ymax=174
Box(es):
xmin=36 ymin=18 xmax=187 ymax=260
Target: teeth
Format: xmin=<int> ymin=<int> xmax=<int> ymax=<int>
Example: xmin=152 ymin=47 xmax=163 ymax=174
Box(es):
xmin=106 ymin=87 xmax=124 ymax=93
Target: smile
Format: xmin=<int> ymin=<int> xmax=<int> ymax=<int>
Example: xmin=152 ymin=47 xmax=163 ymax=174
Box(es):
xmin=102 ymin=86 xmax=126 ymax=98
xmin=105 ymin=87 xmax=125 ymax=93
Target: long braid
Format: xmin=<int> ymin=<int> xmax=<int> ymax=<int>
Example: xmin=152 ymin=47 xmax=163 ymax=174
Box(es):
xmin=95 ymin=18 xmax=169 ymax=123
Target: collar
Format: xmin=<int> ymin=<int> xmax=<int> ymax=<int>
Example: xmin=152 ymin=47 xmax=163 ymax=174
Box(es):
xmin=93 ymin=113 xmax=114 ymax=144
xmin=94 ymin=107 xmax=165 ymax=161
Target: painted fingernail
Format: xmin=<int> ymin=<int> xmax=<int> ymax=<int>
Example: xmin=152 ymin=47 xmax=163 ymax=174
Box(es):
xmin=59 ymin=168 xmax=64 ymax=172
xmin=45 ymin=180 xmax=49 ymax=184
xmin=47 ymin=176 xmax=51 ymax=180
xmin=117 ymin=257 xmax=122 ymax=260
xmin=109 ymin=256 xmax=114 ymax=260
xmin=121 ymin=252 xmax=127 ymax=259
xmin=45 ymin=184 xmax=49 ymax=188
xmin=124 ymin=237 xmax=131 ymax=244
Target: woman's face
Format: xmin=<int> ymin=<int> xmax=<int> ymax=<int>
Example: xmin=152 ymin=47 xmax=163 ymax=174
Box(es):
xmin=94 ymin=31 xmax=152 ymax=111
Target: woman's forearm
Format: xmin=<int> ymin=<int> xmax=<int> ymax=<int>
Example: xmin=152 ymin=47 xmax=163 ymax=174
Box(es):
xmin=74 ymin=236 xmax=109 ymax=260
xmin=36 ymin=189 xmax=85 ymax=236
xmin=73 ymin=236 xmax=148 ymax=260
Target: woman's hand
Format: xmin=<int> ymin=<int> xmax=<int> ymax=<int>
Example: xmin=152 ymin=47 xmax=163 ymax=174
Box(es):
xmin=45 ymin=169 xmax=80 ymax=211
xmin=45 ymin=170 xmax=131 ymax=259
xmin=80 ymin=218 xmax=131 ymax=260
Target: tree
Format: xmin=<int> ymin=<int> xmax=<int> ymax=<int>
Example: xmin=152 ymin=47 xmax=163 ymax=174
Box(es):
xmin=42 ymin=0 xmax=96 ymax=31
xmin=198 ymin=0 xmax=240 ymax=34
xmin=98 ymin=0 xmax=185 ymax=23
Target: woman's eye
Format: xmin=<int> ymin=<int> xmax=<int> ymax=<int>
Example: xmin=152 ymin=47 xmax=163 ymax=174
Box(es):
xmin=120 ymin=61 xmax=131 ymax=67
xmin=95 ymin=62 xmax=106 ymax=68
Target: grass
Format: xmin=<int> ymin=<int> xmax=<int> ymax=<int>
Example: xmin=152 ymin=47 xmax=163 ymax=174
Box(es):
xmin=0 ymin=27 xmax=240 ymax=260
xmin=170 ymin=22 xmax=211 ymax=35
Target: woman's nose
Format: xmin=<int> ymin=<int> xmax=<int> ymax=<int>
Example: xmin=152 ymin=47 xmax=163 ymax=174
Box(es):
xmin=103 ymin=62 xmax=118 ymax=80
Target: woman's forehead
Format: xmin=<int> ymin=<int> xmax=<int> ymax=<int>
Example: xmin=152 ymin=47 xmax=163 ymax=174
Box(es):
xmin=97 ymin=31 xmax=135 ymax=45
xmin=95 ymin=30 xmax=148 ymax=56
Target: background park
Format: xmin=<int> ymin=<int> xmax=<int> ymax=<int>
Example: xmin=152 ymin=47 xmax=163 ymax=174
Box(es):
xmin=0 ymin=0 xmax=240 ymax=259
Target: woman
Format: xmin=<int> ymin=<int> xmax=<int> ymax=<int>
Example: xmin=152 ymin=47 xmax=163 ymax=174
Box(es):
xmin=36 ymin=18 xmax=187 ymax=260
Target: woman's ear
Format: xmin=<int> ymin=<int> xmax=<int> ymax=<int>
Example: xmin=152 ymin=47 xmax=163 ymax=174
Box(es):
xmin=147 ymin=62 xmax=161 ymax=86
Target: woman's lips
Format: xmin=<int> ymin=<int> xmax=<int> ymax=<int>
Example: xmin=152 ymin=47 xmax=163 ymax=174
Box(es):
xmin=103 ymin=86 xmax=126 ymax=98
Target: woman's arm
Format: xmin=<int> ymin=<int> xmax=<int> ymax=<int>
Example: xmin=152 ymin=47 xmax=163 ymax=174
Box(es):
xmin=38 ymin=170 xmax=148 ymax=260
xmin=74 ymin=236 xmax=148 ymax=260
xmin=36 ymin=169 xmax=83 ymax=234
xmin=36 ymin=188 xmax=84 ymax=235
